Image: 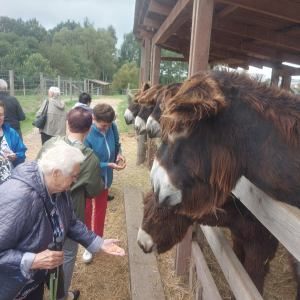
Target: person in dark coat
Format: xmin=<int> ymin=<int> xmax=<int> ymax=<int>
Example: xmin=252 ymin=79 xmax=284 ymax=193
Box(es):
xmin=0 ymin=141 xmax=125 ymax=300
xmin=0 ymin=79 xmax=26 ymax=140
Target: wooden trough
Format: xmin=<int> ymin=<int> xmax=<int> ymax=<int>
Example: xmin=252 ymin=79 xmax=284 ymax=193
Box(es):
xmin=123 ymin=186 xmax=166 ymax=300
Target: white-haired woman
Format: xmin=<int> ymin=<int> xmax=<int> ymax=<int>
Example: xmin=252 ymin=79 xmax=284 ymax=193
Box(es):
xmin=35 ymin=87 xmax=67 ymax=145
xmin=0 ymin=141 xmax=125 ymax=300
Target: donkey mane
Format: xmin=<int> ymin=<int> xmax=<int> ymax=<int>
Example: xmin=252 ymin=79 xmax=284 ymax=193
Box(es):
xmin=138 ymin=84 xmax=165 ymax=106
xmin=161 ymin=70 xmax=300 ymax=147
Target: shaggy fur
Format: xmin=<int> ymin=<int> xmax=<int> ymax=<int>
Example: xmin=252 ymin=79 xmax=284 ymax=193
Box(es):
xmin=156 ymin=70 xmax=300 ymax=217
xmin=141 ymin=190 xmax=280 ymax=295
xmin=138 ymin=84 xmax=165 ymax=107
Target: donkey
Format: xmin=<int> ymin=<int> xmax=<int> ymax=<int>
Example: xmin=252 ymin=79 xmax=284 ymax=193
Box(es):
xmin=134 ymin=84 xmax=165 ymax=135
xmin=124 ymin=83 xmax=150 ymax=125
xmin=150 ymin=70 xmax=300 ymax=216
xmin=146 ymin=83 xmax=182 ymax=138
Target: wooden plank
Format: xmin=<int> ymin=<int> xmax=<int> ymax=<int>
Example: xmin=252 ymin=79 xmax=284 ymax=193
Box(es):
xmin=281 ymin=76 xmax=291 ymax=90
xmin=218 ymin=0 xmax=300 ymax=23
xmin=189 ymin=0 xmax=214 ymax=76
xmin=148 ymin=0 xmax=173 ymax=16
xmin=201 ymin=226 xmax=263 ymax=300
xmin=143 ymin=37 xmax=151 ymax=84
xmin=151 ymin=45 xmax=161 ymax=85
xmin=212 ymin=17 xmax=300 ymax=51
xmin=152 ymin=0 xmax=193 ymax=45
xmin=232 ymin=176 xmax=300 ymax=262
xmin=174 ymin=226 xmax=193 ymax=275
xmin=216 ymin=4 xmax=237 ymax=17
xmin=144 ymin=17 xmax=162 ymax=30
xmin=191 ymin=241 xmax=223 ymax=300
xmin=123 ymin=187 xmax=166 ymax=300
xmin=160 ymin=57 xmax=186 ymax=61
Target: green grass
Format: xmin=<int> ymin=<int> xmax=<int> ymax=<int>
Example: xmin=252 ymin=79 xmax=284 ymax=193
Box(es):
xmin=116 ymin=97 xmax=134 ymax=133
xmin=20 ymin=108 xmax=39 ymax=136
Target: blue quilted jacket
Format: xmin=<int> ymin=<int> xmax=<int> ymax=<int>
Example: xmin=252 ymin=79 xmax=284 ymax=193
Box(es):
xmin=0 ymin=161 xmax=103 ymax=300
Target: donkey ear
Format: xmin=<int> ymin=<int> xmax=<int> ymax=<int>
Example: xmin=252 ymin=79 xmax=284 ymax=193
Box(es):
xmin=164 ymin=77 xmax=226 ymax=122
xmin=142 ymin=83 xmax=150 ymax=92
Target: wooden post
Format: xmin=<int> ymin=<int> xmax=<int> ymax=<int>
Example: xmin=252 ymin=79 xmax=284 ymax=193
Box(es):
xmin=150 ymin=44 xmax=161 ymax=85
xmin=188 ymin=0 xmax=214 ymax=77
xmin=91 ymin=83 xmax=93 ymax=97
xmin=174 ymin=226 xmax=193 ymax=275
xmin=84 ymin=79 xmax=87 ymax=92
xmin=40 ymin=72 xmax=44 ymax=102
xmin=9 ymin=70 xmax=14 ymax=96
xmin=143 ymin=37 xmax=151 ymax=84
xmin=271 ymin=69 xmax=279 ymax=87
xmin=140 ymin=42 xmax=145 ymax=88
xmin=77 ymin=79 xmax=80 ymax=97
xmin=281 ymin=75 xmax=291 ymax=91
xmin=57 ymin=75 xmax=60 ymax=91
xmin=136 ymin=133 xmax=147 ymax=166
xmin=69 ymin=77 xmax=72 ymax=101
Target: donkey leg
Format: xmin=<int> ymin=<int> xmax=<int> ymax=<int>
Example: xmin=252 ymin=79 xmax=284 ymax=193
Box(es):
xmin=287 ymin=251 xmax=300 ymax=300
xmin=243 ymin=234 xmax=278 ymax=295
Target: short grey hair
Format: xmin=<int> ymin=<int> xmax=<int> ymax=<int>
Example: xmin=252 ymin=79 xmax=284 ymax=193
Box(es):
xmin=0 ymin=79 xmax=8 ymax=91
xmin=49 ymin=86 xmax=60 ymax=100
xmin=38 ymin=140 xmax=86 ymax=175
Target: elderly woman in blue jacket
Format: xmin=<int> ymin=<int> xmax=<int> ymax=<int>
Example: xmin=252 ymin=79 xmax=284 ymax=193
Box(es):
xmin=0 ymin=101 xmax=26 ymax=168
xmin=83 ymin=103 xmax=126 ymax=263
xmin=0 ymin=141 xmax=125 ymax=300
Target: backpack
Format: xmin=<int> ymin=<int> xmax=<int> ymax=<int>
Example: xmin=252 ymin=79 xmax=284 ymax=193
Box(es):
xmin=0 ymin=154 xmax=11 ymax=185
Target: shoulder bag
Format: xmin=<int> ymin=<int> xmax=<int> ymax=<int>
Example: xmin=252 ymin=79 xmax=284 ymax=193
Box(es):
xmin=32 ymin=99 xmax=49 ymax=129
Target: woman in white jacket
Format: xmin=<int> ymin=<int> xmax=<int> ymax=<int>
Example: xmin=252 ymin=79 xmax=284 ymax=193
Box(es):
xmin=36 ymin=87 xmax=67 ymax=144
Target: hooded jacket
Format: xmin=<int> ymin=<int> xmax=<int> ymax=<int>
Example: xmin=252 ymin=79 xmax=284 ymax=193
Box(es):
xmin=0 ymin=161 xmax=103 ymax=300
xmin=84 ymin=122 xmax=122 ymax=189
xmin=2 ymin=123 xmax=27 ymax=167
xmin=35 ymin=98 xmax=67 ymax=136
xmin=35 ymin=136 xmax=104 ymax=222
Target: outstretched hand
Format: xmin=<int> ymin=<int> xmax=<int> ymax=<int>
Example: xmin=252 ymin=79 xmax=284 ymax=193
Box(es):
xmin=100 ymin=239 xmax=126 ymax=256
xmin=109 ymin=162 xmax=127 ymax=171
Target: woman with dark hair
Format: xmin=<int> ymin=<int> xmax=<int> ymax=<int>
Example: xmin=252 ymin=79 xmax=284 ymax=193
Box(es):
xmin=83 ymin=103 xmax=126 ymax=263
xmin=72 ymin=92 xmax=93 ymax=114
xmin=0 ymin=100 xmax=27 ymax=169
xmin=36 ymin=107 xmax=104 ymax=300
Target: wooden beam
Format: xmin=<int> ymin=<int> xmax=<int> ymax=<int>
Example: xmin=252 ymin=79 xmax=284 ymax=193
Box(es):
xmin=277 ymin=24 xmax=300 ymax=35
xmin=209 ymin=58 xmax=242 ymax=66
xmin=178 ymin=44 xmax=190 ymax=63
xmin=152 ymin=0 xmax=193 ymax=45
xmin=189 ymin=0 xmax=214 ymax=76
xmin=216 ymin=4 xmax=238 ymax=17
xmin=212 ymin=17 xmax=300 ymax=51
xmin=150 ymin=44 xmax=161 ymax=85
xmin=139 ymin=28 xmax=155 ymax=39
xmin=144 ymin=37 xmax=151 ymax=84
xmin=218 ymin=0 xmax=300 ymax=23
xmin=271 ymin=68 xmax=279 ymax=87
xmin=232 ymin=176 xmax=300 ymax=262
xmin=144 ymin=16 xmax=162 ymax=30
xmin=281 ymin=76 xmax=292 ymax=91
xmin=210 ymin=34 xmax=300 ymax=66
xmin=148 ymin=0 xmax=173 ymax=16
xmin=276 ymin=68 xmax=300 ymax=77
xmin=201 ymin=226 xmax=264 ymax=300
xmin=191 ymin=241 xmax=223 ymax=300
xmin=160 ymin=57 xmax=186 ymax=61
xmin=210 ymin=46 xmax=250 ymax=62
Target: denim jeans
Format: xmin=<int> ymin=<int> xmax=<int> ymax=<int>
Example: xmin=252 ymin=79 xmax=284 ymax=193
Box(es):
xmin=58 ymin=237 xmax=78 ymax=300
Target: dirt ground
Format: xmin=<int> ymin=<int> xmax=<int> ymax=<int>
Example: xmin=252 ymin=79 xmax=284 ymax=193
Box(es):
xmin=25 ymin=98 xmax=297 ymax=300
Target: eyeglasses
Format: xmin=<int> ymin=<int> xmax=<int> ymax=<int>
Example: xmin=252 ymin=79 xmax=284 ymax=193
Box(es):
xmin=67 ymin=171 xmax=79 ymax=182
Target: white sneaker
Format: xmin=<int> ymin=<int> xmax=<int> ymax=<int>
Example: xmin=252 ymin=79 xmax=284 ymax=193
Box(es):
xmin=83 ymin=249 xmax=93 ymax=263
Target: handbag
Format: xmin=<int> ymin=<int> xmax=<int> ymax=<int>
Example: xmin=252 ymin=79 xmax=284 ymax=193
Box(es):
xmin=111 ymin=123 xmax=119 ymax=162
xmin=32 ymin=99 xmax=49 ymax=129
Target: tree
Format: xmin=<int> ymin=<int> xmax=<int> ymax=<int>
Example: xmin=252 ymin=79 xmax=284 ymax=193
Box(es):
xmin=83 ymin=17 xmax=94 ymax=28
xmin=112 ymin=61 xmax=139 ymax=92
xmin=107 ymin=25 xmax=117 ymax=44
xmin=119 ymin=32 xmax=141 ymax=68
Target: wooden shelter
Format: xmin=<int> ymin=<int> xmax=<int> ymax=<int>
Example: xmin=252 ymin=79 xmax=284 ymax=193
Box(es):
xmin=133 ymin=0 xmax=300 ymax=89
xmin=132 ymin=1 xmax=300 ymax=299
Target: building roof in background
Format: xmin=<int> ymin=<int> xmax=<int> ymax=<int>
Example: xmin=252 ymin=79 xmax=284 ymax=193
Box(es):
xmin=89 ymin=79 xmax=111 ymax=86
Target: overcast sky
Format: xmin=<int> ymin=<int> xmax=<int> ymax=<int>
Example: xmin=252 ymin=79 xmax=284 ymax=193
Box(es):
xmin=1 ymin=0 xmax=136 ymax=48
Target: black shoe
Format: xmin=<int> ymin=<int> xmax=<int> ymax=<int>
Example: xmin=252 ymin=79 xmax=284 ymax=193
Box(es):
xmin=71 ymin=290 xmax=80 ymax=300
xmin=107 ymin=195 xmax=114 ymax=201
